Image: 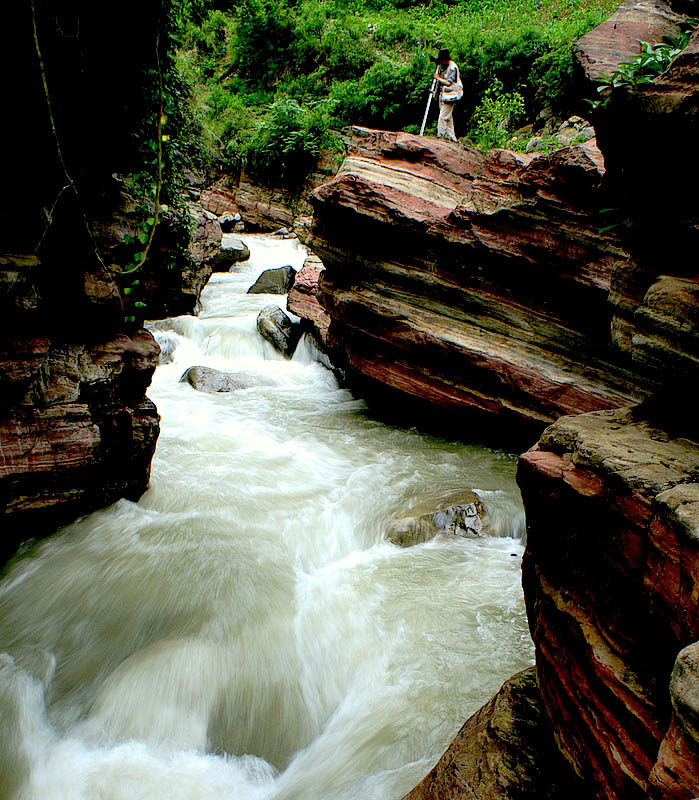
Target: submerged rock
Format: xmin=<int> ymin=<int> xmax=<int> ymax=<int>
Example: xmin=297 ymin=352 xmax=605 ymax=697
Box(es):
xmin=247 ymin=266 xmax=296 ymax=295
xmin=256 ymin=305 xmax=301 ymax=358
xmin=179 ymin=366 xmax=255 ymax=393
xmin=402 ymin=667 xmax=583 ymax=800
xmin=386 ymin=489 xmax=485 ymax=547
xmin=153 ymin=331 xmax=178 ymax=365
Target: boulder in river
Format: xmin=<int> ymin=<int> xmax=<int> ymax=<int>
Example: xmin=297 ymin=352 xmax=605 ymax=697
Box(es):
xmin=154 ymin=331 xmax=178 ymax=365
xmin=210 ymin=238 xmax=251 ymax=272
xmin=179 ymin=366 xmax=256 ymax=393
xmin=386 ymin=489 xmax=486 ymax=547
xmin=219 ymin=212 xmax=242 ymax=232
xmin=256 ymin=305 xmax=301 ymax=358
xmin=247 ymin=266 xmax=296 ymax=295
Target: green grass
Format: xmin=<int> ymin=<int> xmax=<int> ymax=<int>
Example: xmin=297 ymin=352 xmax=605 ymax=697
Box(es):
xmin=172 ymin=0 xmax=621 ymax=185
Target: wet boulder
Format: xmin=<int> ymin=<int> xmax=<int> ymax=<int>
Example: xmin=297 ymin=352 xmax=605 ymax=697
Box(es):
xmin=386 ymin=489 xmax=486 ymax=547
xmin=219 ymin=212 xmax=241 ymax=232
xmin=247 ymin=266 xmax=296 ymax=295
xmin=179 ymin=366 xmax=256 ymax=393
xmin=210 ymin=237 xmax=251 ymax=272
xmin=257 ymin=305 xmax=301 ymax=358
xmin=154 ymin=331 xmax=178 ymax=365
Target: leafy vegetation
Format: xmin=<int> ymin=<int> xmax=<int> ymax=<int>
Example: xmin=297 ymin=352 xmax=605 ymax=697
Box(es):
xmin=468 ymin=79 xmax=526 ymax=151
xmin=590 ymin=21 xmax=697 ymax=108
xmin=171 ymin=0 xmax=621 ymax=185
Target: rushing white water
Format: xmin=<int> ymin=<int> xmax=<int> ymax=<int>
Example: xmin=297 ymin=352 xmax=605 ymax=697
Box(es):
xmin=0 ymin=235 xmax=533 ymax=800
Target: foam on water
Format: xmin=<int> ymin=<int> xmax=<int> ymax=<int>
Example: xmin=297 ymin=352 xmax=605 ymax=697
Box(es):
xmin=0 ymin=234 xmax=533 ymax=800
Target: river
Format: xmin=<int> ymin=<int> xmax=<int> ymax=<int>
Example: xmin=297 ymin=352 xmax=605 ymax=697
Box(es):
xmin=0 ymin=234 xmax=533 ymax=800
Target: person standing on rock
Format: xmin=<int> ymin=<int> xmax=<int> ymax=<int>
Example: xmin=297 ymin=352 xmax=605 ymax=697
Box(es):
xmin=432 ymin=48 xmax=463 ymax=142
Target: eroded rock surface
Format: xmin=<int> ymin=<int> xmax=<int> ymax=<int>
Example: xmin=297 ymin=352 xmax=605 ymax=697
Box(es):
xmin=286 ymin=251 xmax=330 ymax=346
xmin=650 ymin=642 xmax=699 ymax=798
xmin=517 ymin=408 xmax=699 ymax=799
xmin=179 ymin=366 xmax=256 ymax=393
xmin=0 ymin=331 xmax=160 ymax=557
xmin=574 ymin=0 xmax=685 ymax=82
xmin=256 ymin=305 xmax=301 ymax=358
xmin=305 ymin=127 xmax=650 ymax=443
xmin=402 ymin=667 xmax=583 ymax=800
xmin=386 ymin=489 xmax=485 ymax=547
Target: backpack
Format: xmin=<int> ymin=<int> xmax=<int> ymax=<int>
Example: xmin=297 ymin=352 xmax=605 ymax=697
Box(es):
xmin=441 ymin=62 xmax=463 ymax=103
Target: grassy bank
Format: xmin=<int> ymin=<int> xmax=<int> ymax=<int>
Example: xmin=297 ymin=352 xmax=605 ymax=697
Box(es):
xmin=173 ymin=0 xmax=620 ymax=185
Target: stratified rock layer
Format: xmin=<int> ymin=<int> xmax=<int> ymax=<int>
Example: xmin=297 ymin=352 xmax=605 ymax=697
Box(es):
xmin=0 ymin=331 xmax=159 ymax=558
xmin=286 ymin=251 xmax=330 ymax=346
xmin=402 ymin=667 xmax=582 ymax=800
xmin=307 ymin=128 xmax=650 ymax=442
xmin=517 ymin=408 xmax=699 ymax=799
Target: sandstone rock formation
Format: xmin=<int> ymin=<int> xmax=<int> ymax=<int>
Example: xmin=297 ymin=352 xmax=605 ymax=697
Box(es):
xmin=573 ymin=0 xmax=686 ymax=82
xmin=247 ymin=266 xmax=297 ymax=295
xmin=517 ymin=407 xmax=699 ymax=799
xmin=386 ymin=489 xmax=485 ymax=547
xmin=299 ymin=3 xmax=699 ymax=797
xmin=306 ymin=127 xmax=651 ymax=444
xmin=179 ymin=366 xmax=256 ymax=393
xmin=650 ymin=643 xmax=699 ymax=798
xmin=286 ymin=251 xmax=331 ymax=346
xmin=200 ymin=148 xmax=342 ymax=237
xmin=0 ymin=324 xmax=160 ymax=561
xmin=402 ymin=667 xmax=582 ymax=800
xmin=256 ymin=305 xmax=301 ymax=358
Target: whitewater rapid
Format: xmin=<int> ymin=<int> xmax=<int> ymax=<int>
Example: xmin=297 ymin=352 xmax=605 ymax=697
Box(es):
xmin=0 ymin=235 xmax=533 ymax=800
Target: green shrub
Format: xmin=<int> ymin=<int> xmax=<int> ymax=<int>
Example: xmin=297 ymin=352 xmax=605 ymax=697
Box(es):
xmin=468 ymin=79 xmax=526 ymax=151
xmin=244 ymin=97 xmax=342 ymax=186
xmin=232 ymin=0 xmax=297 ymax=83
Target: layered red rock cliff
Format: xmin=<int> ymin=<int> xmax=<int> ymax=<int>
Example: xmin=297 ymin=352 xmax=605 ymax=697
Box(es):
xmin=0 ymin=1 xmax=214 ymax=558
xmin=306 ymin=127 xmax=652 ymax=443
xmin=513 ymin=4 xmax=699 ymax=796
xmin=293 ymin=1 xmax=699 ymax=797
xmin=518 ymin=408 xmax=699 ymax=799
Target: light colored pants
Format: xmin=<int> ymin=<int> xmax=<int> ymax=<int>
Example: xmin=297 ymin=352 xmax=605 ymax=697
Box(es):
xmin=438 ymin=100 xmax=457 ymax=142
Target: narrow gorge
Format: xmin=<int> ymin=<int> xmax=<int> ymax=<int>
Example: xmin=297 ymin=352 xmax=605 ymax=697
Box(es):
xmin=2 ymin=0 xmax=698 ymax=798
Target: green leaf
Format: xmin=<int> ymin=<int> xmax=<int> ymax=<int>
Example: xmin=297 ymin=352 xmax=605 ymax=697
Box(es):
xmin=138 ymin=231 xmax=149 ymax=245
xmin=134 ymin=301 xmax=147 ymax=309
xmin=124 ymin=286 xmax=133 ymax=295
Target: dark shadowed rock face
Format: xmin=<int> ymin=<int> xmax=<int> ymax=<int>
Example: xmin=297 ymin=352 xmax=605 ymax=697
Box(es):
xmin=650 ymin=643 xmax=699 ymax=798
xmin=304 ymin=127 xmax=651 ymax=444
xmin=256 ymin=306 xmax=301 ymax=358
xmin=247 ymin=266 xmax=297 ymax=295
xmin=517 ymin=408 xmax=699 ymax=799
xmin=402 ymin=667 xmax=583 ymax=800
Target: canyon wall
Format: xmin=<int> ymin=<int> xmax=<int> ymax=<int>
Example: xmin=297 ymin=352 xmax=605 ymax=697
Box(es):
xmin=294 ymin=1 xmax=699 ymax=796
xmin=516 ymin=4 xmax=699 ymax=797
xmin=306 ymin=127 xmax=652 ymax=445
xmin=0 ymin=1 xmax=210 ymax=559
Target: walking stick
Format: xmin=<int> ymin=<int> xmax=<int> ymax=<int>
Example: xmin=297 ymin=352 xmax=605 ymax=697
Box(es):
xmin=419 ymin=78 xmax=438 ymax=137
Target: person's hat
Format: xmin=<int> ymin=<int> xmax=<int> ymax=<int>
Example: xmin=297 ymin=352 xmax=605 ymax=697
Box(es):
xmin=430 ymin=48 xmax=451 ymax=63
